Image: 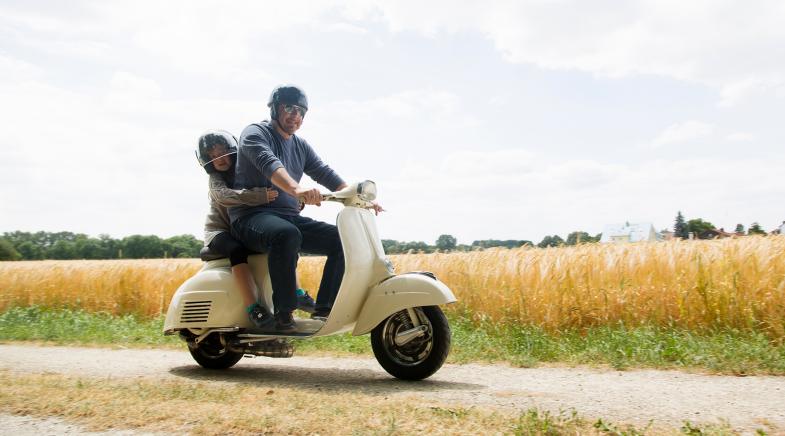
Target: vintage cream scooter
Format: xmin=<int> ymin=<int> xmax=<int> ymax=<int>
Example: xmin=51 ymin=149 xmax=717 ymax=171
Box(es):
xmin=164 ymin=181 xmax=456 ymax=380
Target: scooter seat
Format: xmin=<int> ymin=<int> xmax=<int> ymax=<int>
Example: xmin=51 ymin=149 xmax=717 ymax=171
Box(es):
xmin=199 ymin=246 xmax=225 ymax=261
xmin=199 ymin=246 xmax=266 ymax=262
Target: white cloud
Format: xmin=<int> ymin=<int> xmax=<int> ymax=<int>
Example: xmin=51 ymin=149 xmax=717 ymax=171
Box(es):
xmin=0 ymin=53 xmax=42 ymax=81
xmin=109 ymin=72 xmax=162 ymax=99
xmin=362 ymin=0 xmax=785 ymax=106
xmin=0 ymin=73 xmax=264 ymax=239
xmin=379 ymin=151 xmax=785 ymax=243
xmin=726 ymin=132 xmax=755 ymax=142
xmin=6 ymin=1 xmax=784 ymax=106
xmin=442 ymin=150 xmax=536 ymax=178
xmin=1 ymin=1 xmax=782 ymax=246
xmin=323 ymin=22 xmax=368 ymax=34
xmin=651 ymin=121 xmax=715 ymax=148
xmin=330 ymin=89 xmax=461 ymax=120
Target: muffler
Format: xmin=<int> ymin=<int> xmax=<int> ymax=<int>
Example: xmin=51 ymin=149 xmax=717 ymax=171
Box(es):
xmin=234 ymin=339 xmax=294 ymax=358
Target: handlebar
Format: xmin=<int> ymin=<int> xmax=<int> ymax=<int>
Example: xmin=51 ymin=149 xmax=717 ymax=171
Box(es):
xmin=297 ymin=180 xmax=377 ymax=208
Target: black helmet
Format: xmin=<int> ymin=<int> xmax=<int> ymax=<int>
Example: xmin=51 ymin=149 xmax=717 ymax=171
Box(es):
xmin=267 ymin=84 xmax=308 ymax=120
xmin=195 ymin=129 xmax=237 ymax=174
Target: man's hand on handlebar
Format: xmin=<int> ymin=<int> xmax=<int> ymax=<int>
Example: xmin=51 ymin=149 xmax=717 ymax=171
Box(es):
xmin=296 ymin=187 xmax=322 ymax=206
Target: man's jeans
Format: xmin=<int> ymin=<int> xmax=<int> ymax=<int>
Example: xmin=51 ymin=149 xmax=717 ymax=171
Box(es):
xmin=232 ymin=213 xmax=344 ymax=314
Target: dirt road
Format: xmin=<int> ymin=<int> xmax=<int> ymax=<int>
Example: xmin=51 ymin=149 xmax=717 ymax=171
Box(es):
xmin=1 ymin=344 xmax=783 ymax=433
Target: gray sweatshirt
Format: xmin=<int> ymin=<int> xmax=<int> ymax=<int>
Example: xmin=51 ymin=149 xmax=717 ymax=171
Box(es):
xmin=203 ymin=173 xmax=272 ymax=245
xmin=229 ymin=121 xmax=344 ymax=222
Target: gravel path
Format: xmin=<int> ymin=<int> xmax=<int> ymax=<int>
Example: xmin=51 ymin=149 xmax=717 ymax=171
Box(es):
xmin=1 ymin=344 xmax=783 ymax=433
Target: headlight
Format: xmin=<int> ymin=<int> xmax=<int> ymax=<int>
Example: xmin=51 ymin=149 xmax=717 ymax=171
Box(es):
xmin=357 ymin=180 xmax=377 ymax=202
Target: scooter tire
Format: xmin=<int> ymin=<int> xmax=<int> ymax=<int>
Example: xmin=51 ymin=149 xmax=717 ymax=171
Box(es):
xmin=188 ymin=346 xmax=243 ymax=369
xmin=186 ymin=335 xmax=244 ymax=370
xmin=371 ymin=305 xmax=451 ymax=380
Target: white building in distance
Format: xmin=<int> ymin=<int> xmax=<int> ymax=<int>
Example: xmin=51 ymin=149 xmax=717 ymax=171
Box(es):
xmin=600 ymin=222 xmax=659 ymax=243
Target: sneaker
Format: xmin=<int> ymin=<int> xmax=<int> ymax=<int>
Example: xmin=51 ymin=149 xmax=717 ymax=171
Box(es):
xmin=310 ymin=309 xmax=330 ymax=322
xmin=296 ymin=291 xmax=316 ymax=314
xmin=248 ymin=304 xmax=274 ymax=330
xmin=275 ymin=311 xmax=297 ymax=333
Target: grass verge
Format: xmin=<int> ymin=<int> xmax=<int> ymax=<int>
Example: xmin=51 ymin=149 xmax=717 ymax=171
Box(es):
xmin=0 ymin=370 xmax=736 ymax=435
xmin=2 ymin=306 xmax=784 ymax=374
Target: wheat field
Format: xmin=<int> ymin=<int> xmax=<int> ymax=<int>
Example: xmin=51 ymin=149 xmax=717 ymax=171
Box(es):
xmin=2 ymin=236 xmax=784 ymax=337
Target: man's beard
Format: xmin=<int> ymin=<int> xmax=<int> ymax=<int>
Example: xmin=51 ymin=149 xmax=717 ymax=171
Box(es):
xmin=276 ymin=119 xmax=300 ymax=135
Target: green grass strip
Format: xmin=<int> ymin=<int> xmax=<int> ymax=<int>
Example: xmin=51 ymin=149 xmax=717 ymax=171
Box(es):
xmin=0 ymin=306 xmax=179 ymax=346
xmin=2 ymin=306 xmax=784 ymax=374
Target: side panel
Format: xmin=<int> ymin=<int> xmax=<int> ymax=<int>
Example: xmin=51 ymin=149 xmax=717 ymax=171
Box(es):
xmin=351 ymin=274 xmax=456 ymax=336
xmin=163 ymin=254 xmax=271 ymax=332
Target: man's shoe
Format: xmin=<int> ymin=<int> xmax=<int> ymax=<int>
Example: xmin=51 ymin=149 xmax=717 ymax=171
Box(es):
xmin=310 ymin=309 xmax=330 ymax=322
xmin=248 ymin=304 xmax=275 ymax=330
xmin=296 ymin=291 xmax=316 ymax=314
xmin=275 ymin=311 xmax=298 ymax=333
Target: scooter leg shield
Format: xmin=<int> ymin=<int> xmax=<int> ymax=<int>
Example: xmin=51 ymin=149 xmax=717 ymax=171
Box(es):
xmin=352 ymin=273 xmax=456 ymax=336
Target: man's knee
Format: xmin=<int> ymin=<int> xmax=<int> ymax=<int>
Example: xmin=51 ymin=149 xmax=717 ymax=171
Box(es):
xmin=272 ymin=226 xmax=302 ymax=252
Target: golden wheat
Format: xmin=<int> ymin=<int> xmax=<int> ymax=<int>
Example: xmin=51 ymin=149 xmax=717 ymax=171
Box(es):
xmin=0 ymin=259 xmax=200 ymax=317
xmin=2 ymin=236 xmax=784 ymax=336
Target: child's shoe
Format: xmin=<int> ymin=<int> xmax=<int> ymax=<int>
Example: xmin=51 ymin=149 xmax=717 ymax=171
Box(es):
xmin=296 ymin=289 xmax=316 ymax=314
xmin=247 ymin=303 xmax=274 ymax=330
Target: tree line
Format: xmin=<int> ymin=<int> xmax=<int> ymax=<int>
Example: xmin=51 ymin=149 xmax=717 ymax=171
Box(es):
xmin=672 ymin=211 xmax=769 ymax=239
xmin=0 ymin=231 xmax=202 ymax=261
xmin=0 ymin=230 xmax=598 ymax=260
xmin=1 ymin=213 xmax=776 ymax=260
xmin=382 ymin=230 xmax=601 ymax=254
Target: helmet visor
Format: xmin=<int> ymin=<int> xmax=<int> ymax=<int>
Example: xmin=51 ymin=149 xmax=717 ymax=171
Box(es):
xmin=196 ymin=130 xmax=238 ymax=170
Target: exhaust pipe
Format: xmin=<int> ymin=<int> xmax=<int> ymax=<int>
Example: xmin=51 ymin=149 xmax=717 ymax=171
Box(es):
xmin=233 ymin=339 xmax=294 ymax=358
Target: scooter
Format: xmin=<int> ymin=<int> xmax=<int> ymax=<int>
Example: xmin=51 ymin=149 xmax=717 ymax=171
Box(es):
xmin=163 ymin=181 xmax=456 ymax=380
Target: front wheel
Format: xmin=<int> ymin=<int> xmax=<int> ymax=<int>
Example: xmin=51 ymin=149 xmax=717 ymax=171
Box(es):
xmin=186 ymin=332 xmax=244 ymax=370
xmin=371 ymin=306 xmax=451 ymax=380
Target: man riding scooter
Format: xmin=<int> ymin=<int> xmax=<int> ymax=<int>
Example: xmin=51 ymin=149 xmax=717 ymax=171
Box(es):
xmin=167 ymin=89 xmax=451 ymax=378
xmin=231 ymin=85 xmax=371 ymax=332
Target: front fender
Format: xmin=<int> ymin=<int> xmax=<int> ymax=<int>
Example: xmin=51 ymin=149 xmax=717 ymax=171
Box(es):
xmin=352 ymin=273 xmax=456 ymax=335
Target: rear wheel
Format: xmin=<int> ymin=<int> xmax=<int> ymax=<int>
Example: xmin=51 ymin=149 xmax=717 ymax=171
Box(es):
xmin=185 ymin=332 xmax=243 ymax=369
xmin=371 ymin=306 xmax=451 ymax=380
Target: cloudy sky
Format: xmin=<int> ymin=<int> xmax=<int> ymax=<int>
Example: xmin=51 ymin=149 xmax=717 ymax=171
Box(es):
xmin=1 ymin=1 xmax=783 ymax=245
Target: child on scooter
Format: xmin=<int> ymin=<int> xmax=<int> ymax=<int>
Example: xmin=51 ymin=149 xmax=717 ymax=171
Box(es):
xmin=196 ymin=130 xmax=315 ymax=329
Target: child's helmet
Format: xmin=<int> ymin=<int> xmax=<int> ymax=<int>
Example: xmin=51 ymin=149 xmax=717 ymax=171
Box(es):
xmin=196 ymin=130 xmax=238 ymax=174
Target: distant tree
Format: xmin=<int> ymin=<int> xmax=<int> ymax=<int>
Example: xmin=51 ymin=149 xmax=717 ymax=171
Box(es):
xmin=734 ymin=223 xmax=745 ymax=234
xmin=15 ymin=241 xmax=43 ymax=260
xmin=471 ymin=239 xmax=531 ymax=249
xmin=566 ymin=231 xmax=598 ymax=245
xmin=48 ymin=240 xmax=77 ymax=259
xmin=0 ymin=238 xmax=21 ymax=261
xmin=435 ymin=234 xmax=457 ymax=251
xmin=686 ymin=218 xmax=716 ymax=239
xmin=73 ymin=237 xmax=106 ymax=259
xmin=122 ymin=235 xmax=165 ymax=258
xmin=674 ymin=211 xmax=689 ymax=239
xmin=537 ymin=235 xmax=564 ymax=248
xmin=99 ymin=234 xmax=122 ymax=259
xmin=402 ymin=241 xmax=432 ymax=253
xmin=748 ymin=222 xmax=766 ymax=236
xmin=381 ymin=239 xmax=401 ymax=254
xmin=164 ymin=234 xmax=202 ymax=258
xmin=381 ymin=239 xmax=436 ymax=254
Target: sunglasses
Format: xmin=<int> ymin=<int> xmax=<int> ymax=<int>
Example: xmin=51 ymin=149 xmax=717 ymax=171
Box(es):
xmin=282 ymin=104 xmax=307 ymax=117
